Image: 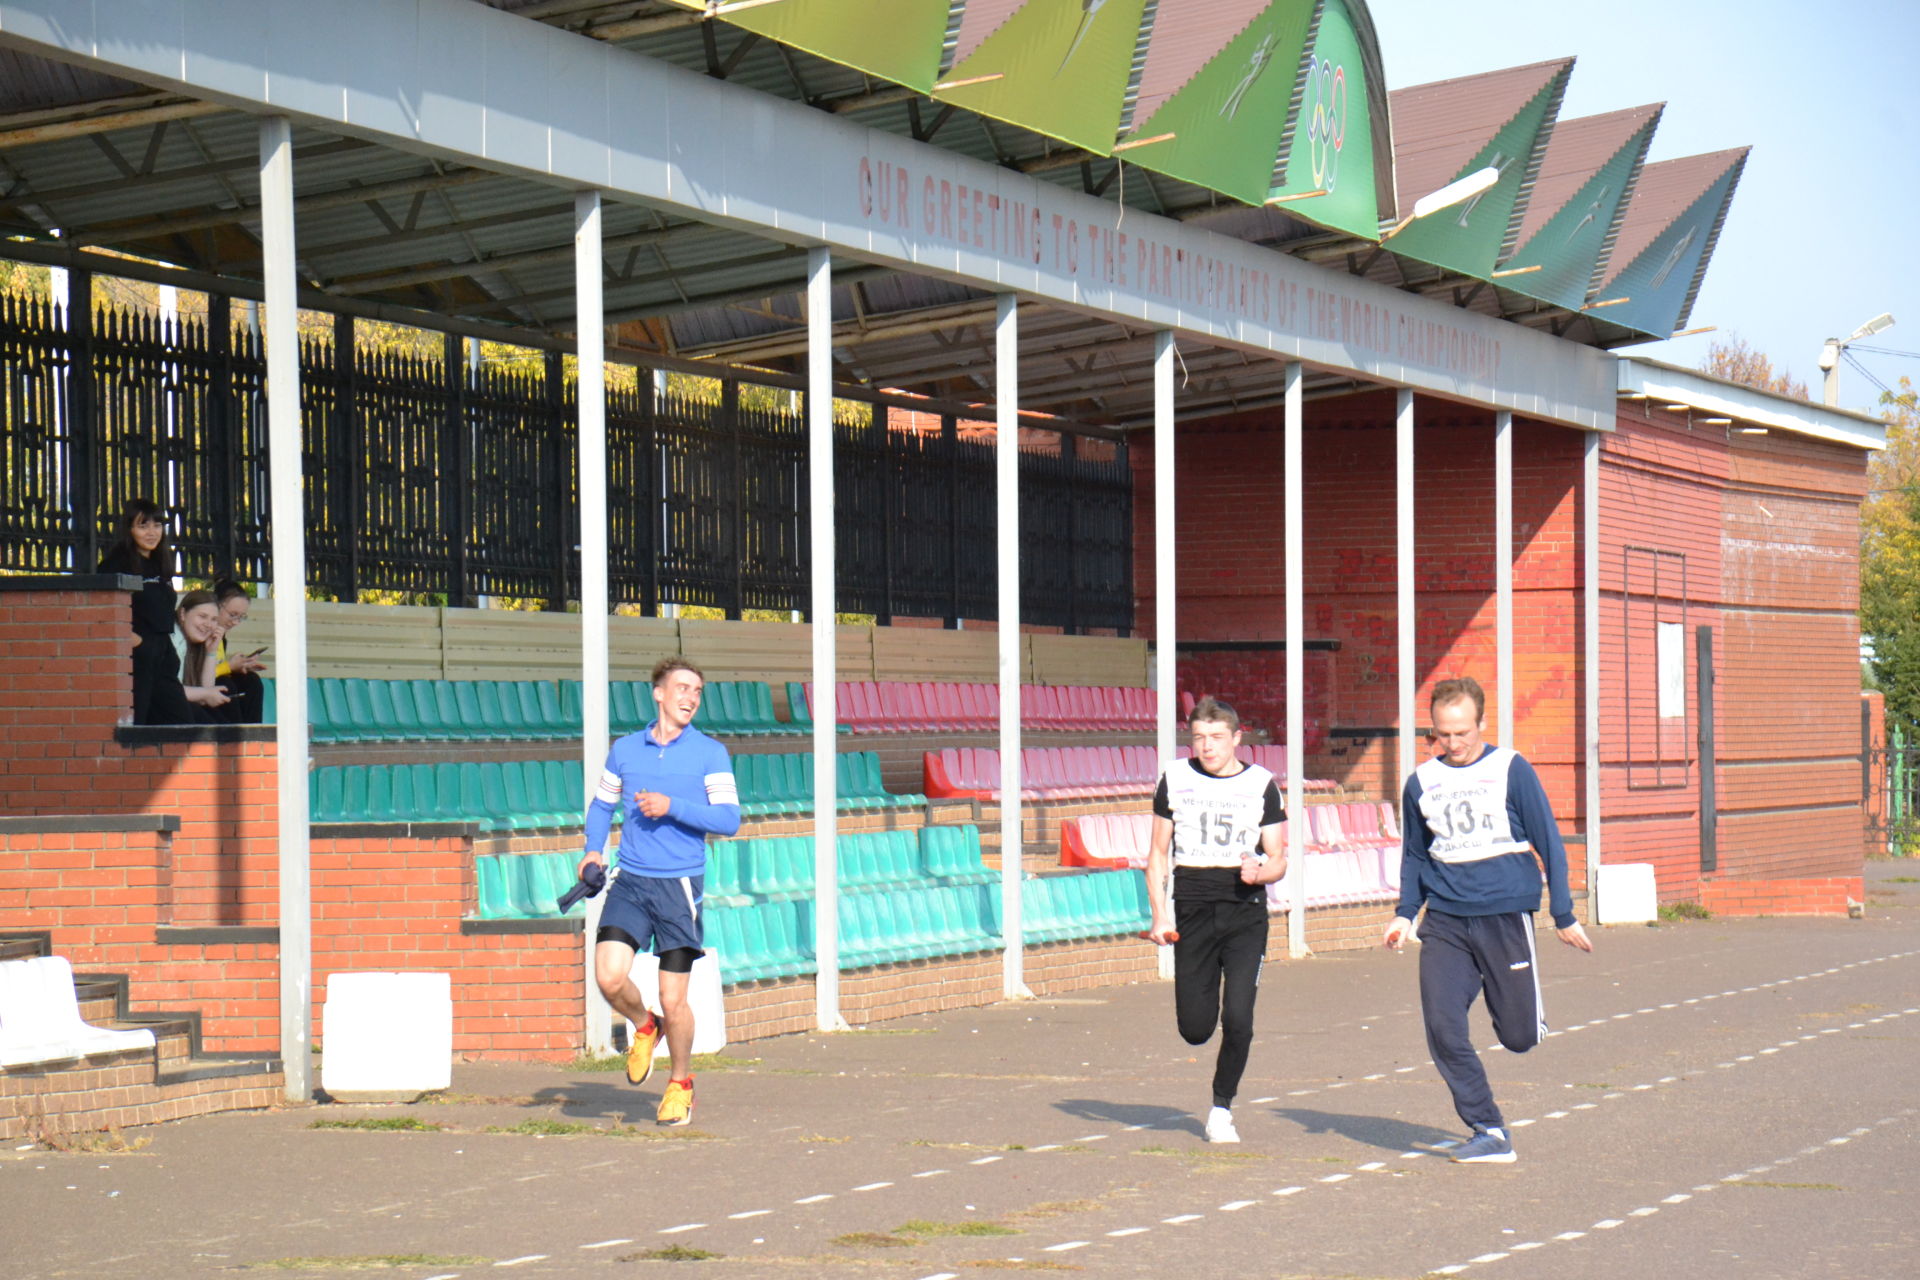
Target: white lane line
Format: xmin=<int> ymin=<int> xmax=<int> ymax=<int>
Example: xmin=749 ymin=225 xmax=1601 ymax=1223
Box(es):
xmin=913 ymin=1170 xmax=949 ymax=1178
xmin=1433 ymin=1267 xmax=1468 ymax=1276
xmin=1359 ymin=1161 xmax=1386 ymax=1171
xmin=1163 ymin=1214 xmax=1203 ymax=1224
xmin=916 ymin=1273 xmax=959 ymax=1280
xmin=1470 ymin=1252 xmax=1510 ymax=1264
xmin=1077 ymin=1135 xmax=1109 ymax=1143
xmin=1319 ymin=1173 xmax=1351 ymax=1183
xmin=1544 ymin=1110 xmax=1569 ymax=1119
xmin=1554 ymin=1231 xmax=1586 ymax=1242
xmin=579 ymin=1238 xmax=633 ymax=1249
xmin=1273 ymin=1186 xmax=1305 ymax=1196
xmin=495 ymin=1257 xmax=548 ymax=1268
xmin=658 ymin=1224 xmax=706 ymax=1235
xmin=1220 ymin=1200 xmax=1255 ymax=1211
xmin=970 ymin=1156 xmax=1003 ymax=1165
xmin=1628 ymin=1207 xmax=1660 ymax=1218
xmin=1029 ymin=1144 xmax=1062 ymax=1152
xmin=728 ymin=1210 xmax=772 ymax=1220
xmin=1106 ymin=1227 xmax=1150 ymax=1238
xmin=854 ymin=1181 xmax=894 ymax=1191
xmin=1593 ymin=1219 xmax=1624 ymax=1229
xmin=1043 ymin=1241 xmax=1089 ymax=1252
xmin=1512 ymin=1241 xmax=1543 ymax=1251
xmin=1248 ymin=1096 xmax=1278 ymax=1104
xmin=794 ymin=1194 xmax=833 ymax=1204
xmin=1661 ymin=1194 xmax=1691 ymax=1204
xmin=514 ymin=1173 xmax=549 ymax=1183
xmin=1396 ymin=1066 xmax=1418 ymax=1073
xmin=1510 ymin=1118 xmax=1536 ymax=1128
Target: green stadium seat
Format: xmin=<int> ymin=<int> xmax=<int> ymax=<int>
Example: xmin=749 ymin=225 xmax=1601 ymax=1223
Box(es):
xmin=473 ymin=855 xmax=510 ymax=919
xmin=706 ymin=841 xmax=752 ymax=906
xmin=260 ymin=677 xmax=278 ymax=725
xmin=558 ymin=681 xmax=584 ymax=737
xmin=785 ymin=682 xmax=810 ymax=726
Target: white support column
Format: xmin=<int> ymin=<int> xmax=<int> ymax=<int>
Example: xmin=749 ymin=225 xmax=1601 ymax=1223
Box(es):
xmin=1153 ymin=332 xmax=1177 ymax=981
xmin=1495 ymin=409 xmax=1514 ymax=748
xmin=995 ymin=294 xmax=1028 ymax=998
xmin=260 ymin=116 xmax=311 ymax=1102
xmin=1154 ymin=331 xmax=1176 ymax=768
xmin=1583 ymin=430 xmax=1602 ymax=916
xmin=808 ymin=246 xmax=845 ymax=1031
xmin=1283 ymin=361 xmax=1307 ymax=959
xmin=1396 ymin=389 xmax=1416 ymax=787
xmin=575 ymin=190 xmax=614 ymax=1057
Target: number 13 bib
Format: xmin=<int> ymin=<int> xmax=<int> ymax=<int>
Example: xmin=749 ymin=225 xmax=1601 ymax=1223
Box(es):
xmin=1414 ymin=746 xmax=1531 ymax=864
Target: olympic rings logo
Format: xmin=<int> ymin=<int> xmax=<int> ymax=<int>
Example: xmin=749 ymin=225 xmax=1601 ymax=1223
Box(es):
xmin=1304 ymin=58 xmax=1347 ymax=194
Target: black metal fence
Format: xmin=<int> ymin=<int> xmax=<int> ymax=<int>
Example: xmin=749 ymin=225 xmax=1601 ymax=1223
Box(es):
xmin=0 ymin=278 xmax=1133 ymax=630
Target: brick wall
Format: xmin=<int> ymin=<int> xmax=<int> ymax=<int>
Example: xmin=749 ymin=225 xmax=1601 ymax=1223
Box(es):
xmin=1131 ymin=395 xmax=1585 ymax=808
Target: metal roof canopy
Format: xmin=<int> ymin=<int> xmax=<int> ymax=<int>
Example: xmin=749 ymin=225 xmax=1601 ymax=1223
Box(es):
xmin=0 ymin=0 xmax=1628 ymax=433
xmin=1617 ymin=358 xmax=1886 ymax=453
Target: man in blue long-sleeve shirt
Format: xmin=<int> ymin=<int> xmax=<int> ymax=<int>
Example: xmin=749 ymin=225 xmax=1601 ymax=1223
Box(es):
xmin=580 ymin=656 xmax=739 ymax=1127
xmin=1384 ymin=676 xmax=1592 ymax=1164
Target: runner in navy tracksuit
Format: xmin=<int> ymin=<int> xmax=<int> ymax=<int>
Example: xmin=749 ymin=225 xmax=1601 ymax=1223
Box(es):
xmin=1384 ymin=676 xmax=1592 ymax=1164
xmin=580 ymin=657 xmax=740 ymax=1127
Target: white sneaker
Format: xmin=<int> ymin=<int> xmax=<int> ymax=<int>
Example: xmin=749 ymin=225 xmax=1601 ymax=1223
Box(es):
xmin=1204 ymin=1106 xmax=1240 ymax=1144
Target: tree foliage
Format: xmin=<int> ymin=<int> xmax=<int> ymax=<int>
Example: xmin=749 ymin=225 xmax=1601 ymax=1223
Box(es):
xmin=1860 ymin=377 xmax=1920 ymax=720
xmin=1698 ymin=333 xmax=1810 ymax=401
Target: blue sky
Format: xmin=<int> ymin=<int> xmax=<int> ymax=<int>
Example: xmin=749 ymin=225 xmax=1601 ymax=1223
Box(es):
xmin=1367 ymin=0 xmax=1920 ymax=412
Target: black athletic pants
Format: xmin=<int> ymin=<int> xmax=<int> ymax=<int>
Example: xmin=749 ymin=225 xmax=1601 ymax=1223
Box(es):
xmin=1173 ymin=897 xmax=1268 ymax=1108
xmin=1418 ymin=909 xmax=1546 ymax=1132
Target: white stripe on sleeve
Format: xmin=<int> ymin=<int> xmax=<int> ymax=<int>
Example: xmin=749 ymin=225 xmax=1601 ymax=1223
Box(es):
xmin=704 ymin=770 xmax=740 ymax=806
xmin=595 ymin=769 xmax=623 ymax=805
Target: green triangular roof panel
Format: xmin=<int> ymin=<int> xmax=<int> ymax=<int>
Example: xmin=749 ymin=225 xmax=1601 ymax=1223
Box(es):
xmin=1116 ymin=0 xmax=1316 ymax=207
xmin=1264 ymin=0 xmax=1393 ymax=239
xmin=717 ymin=0 xmax=951 ymax=93
xmin=934 ymin=0 xmax=1151 ymax=155
xmin=1590 ymin=148 xmax=1747 ymax=338
xmin=1384 ymin=58 xmax=1572 ymax=279
xmin=1500 ymin=105 xmax=1661 ymax=311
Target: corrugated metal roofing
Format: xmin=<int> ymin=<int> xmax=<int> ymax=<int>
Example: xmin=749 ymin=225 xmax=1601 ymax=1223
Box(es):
xmin=0 ymin=48 xmax=144 ymax=113
xmin=1508 ymin=103 xmax=1660 ymax=251
xmin=948 ymin=0 xmax=1025 ymax=70
xmin=1128 ymin=0 xmax=1272 ymax=123
xmin=1386 ymin=57 xmax=1572 ymax=212
xmin=1601 ymin=147 xmax=1748 ymax=281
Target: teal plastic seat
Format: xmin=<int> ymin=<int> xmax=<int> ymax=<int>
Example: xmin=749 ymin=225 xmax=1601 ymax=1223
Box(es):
xmin=609 ymin=681 xmax=644 ymax=734
xmin=311 ymin=768 xmax=343 ymax=824
xmin=473 ymin=855 xmax=509 ymax=919
xmin=360 ymin=680 xmax=400 ymax=740
xmin=363 ymin=766 xmax=397 ymax=823
xmin=261 ymin=677 xmax=278 ymax=725
xmin=559 ymin=681 xmax=585 ymax=737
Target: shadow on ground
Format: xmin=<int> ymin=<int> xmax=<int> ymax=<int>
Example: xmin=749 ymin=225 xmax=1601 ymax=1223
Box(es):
xmin=1271 ymin=1107 xmax=1457 ymax=1152
xmin=1053 ymin=1097 xmax=1200 ymax=1136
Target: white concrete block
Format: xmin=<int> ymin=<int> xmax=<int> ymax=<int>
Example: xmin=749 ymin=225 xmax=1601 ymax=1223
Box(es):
xmin=322 ymin=971 xmax=452 ymax=1099
xmin=1596 ymin=863 xmax=1659 ymax=925
xmin=627 ymin=951 xmax=727 ymax=1057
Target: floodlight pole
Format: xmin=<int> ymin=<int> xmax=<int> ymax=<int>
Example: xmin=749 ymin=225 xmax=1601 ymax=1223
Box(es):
xmin=808 ymin=246 xmax=845 ymax=1031
xmin=260 ymin=116 xmax=311 ymax=1103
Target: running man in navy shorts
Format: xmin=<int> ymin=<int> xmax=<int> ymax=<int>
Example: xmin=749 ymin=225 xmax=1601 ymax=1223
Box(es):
xmin=1385 ymin=676 xmax=1591 ymax=1164
xmin=580 ymin=657 xmax=740 ymax=1126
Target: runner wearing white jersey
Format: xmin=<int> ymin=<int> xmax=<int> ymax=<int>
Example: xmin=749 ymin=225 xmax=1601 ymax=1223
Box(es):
xmin=1146 ymin=697 xmax=1287 ymax=1144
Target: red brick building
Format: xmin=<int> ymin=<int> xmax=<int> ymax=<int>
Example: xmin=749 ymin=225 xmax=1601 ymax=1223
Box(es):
xmin=1137 ymin=358 xmax=1882 ymax=915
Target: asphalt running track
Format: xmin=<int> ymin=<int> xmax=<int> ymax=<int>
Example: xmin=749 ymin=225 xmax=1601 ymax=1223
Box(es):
xmin=5 ymin=863 xmax=1917 ymax=1280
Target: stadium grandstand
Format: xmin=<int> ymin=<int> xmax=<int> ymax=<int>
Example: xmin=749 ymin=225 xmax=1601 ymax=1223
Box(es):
xmin=0 ymin=1 xmax=1885 ymax=1128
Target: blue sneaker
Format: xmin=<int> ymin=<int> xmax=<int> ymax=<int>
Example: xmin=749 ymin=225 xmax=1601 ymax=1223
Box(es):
xmin=1449 ymin=1126 xmax=1515 ymax=1164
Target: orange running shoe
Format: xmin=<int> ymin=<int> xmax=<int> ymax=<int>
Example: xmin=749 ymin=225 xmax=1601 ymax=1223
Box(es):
xmin=656 ymin=1076 xmax=694 ymax=1127
xmin=626 ymin=1014 xmax=660 ymax=1086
